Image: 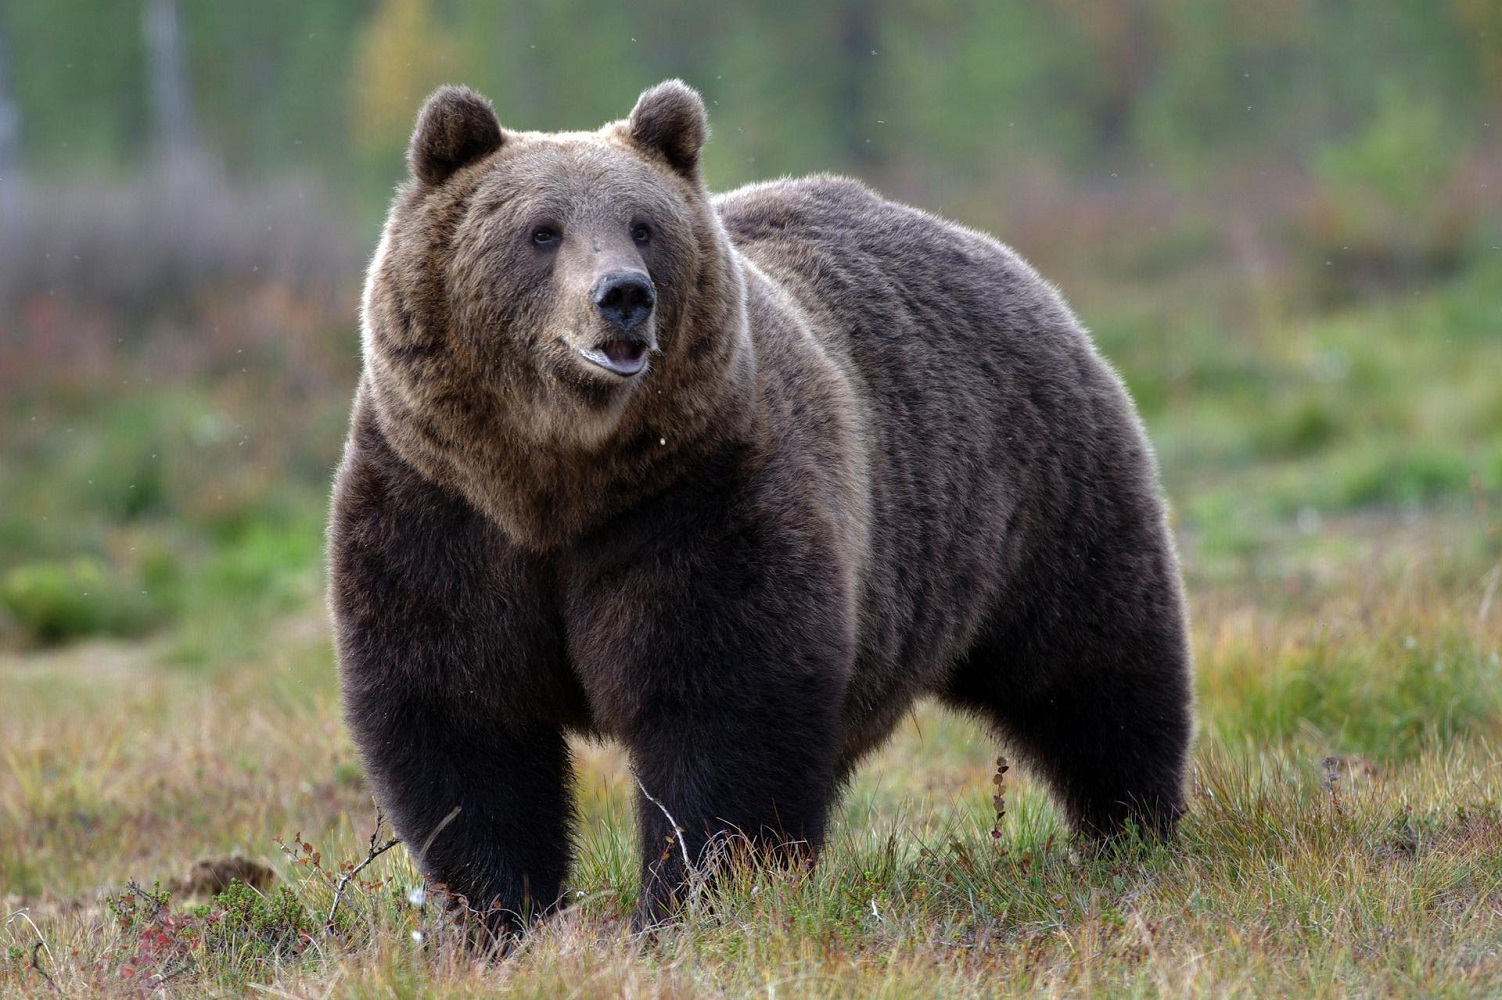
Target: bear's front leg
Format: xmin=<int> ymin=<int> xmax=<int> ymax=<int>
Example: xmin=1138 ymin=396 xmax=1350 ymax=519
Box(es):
xmin=560 ymin=486 xmax=854 ymax=930
xmin=334 ymin=579 xmax=574 ymax=950
xmin=343 ymin=681 xmax=576 ymax=947
xmin=625 ymin=686 xmax=842 ymax=928
xmin=330 ymin=424 xmax=582 ymax=949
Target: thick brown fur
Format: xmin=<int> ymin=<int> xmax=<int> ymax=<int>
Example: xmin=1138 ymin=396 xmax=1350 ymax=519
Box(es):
xmin=329 ymin=80 xmax=1193 ymax=945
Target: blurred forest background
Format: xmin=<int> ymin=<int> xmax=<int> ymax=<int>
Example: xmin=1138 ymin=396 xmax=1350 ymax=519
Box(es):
xmin=3 ymin=4 xmax=1502 ymax=993
xmin=0 ymin=0 xmax=1498 ymax=656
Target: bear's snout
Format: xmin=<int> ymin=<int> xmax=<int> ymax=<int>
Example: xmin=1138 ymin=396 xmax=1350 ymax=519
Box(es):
xmin=578 ymin=272 xmax=657 ymax=377
xmin=593 ymin=272 xmax=656 ymax=333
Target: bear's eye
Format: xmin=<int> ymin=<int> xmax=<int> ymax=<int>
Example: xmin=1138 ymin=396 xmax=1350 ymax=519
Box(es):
xmin=531 ymin=226 xmax=561 ymax=247
xmin=631 ymin=223 xmax=652 ymax=245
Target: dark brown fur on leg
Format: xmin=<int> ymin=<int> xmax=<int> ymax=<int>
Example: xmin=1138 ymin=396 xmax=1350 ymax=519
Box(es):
xmin=330 ymin=411 xmax=585 ymax=946
xmin=943 ymin=494 xmax=1193 ymax=840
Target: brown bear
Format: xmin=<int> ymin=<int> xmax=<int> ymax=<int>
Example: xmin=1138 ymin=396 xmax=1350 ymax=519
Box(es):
xmin=328 ymin=80 xmax=1192 ymax=944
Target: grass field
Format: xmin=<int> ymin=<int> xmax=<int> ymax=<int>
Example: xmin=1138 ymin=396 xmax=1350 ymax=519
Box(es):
xmin=2 ymin=257 xmax=1499 ymax=996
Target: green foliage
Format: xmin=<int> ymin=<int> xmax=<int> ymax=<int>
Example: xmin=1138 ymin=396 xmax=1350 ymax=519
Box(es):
xmin=1253 ymin=398 xmax=1345 ymax=459
xmin=97 ymin=878 xmax=318 ymax=990
xmin=203 ymin=881 xmax=316 ymax=961
xmin=105 ymin=882 xmax=174 ymax=934
xmin=0 ymin=381 xmax=336 ymax=654
xmin=0 ymin=557 xmax=161 ymax=644
xmin=1334 ymin=448 xmax=1478 ymax=509
xmin=2 ymin=0 xmax=147 ymax=171
xmin=1301 ymin=82 xmax=1473 ymax=301
xmin=1315 ymin=84 xmax=1454 ymax=217
xmin=1108 ymin=258 xmax=1502 ymax=581
xmin=201 ymin=514 xmax=321 ymax=609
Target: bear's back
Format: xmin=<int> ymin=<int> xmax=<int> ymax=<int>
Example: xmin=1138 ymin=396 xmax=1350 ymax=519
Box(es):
xmin=715 ymin=175 xmax=1078 ymax=364
xmin=714 ymin=175 xmax=1116 ymax=487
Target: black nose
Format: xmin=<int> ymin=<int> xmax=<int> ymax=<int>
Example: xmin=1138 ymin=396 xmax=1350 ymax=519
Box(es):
xmin=593 ymin=272 xmax=656 ymax=332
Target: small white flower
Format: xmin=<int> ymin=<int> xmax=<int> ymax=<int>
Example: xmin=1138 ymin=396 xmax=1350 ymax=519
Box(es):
xmin=407 ymin=887 xmax=427 ymax=906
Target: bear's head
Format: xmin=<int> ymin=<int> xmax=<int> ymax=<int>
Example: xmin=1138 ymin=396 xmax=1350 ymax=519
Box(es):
xmin=359 ymin=81 xmax=751 ymax=548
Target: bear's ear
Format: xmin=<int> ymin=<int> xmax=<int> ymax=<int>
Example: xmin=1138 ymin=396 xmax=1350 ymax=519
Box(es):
xmin=408 ymin=86 xmax=504 ymax=186
xmin=628 ymin=80 xmax=708 ymax=179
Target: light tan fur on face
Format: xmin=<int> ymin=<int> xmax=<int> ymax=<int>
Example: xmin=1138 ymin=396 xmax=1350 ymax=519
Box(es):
xmin=360 ymin=110 xmax=760 ymax=549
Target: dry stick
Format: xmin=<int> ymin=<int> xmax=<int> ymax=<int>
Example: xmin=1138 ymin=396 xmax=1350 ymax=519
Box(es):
xmin=29 ymin=941 xmax=55 ymax=992
xmin=7 ymin=911 xmax=53 ymax=992
xmin=629 ymin=765 xmax=693 ymax=876
xmin=325 ymin=810 xmax=402 ymax=933
xmin=1321 ymin=756 xmax=1346 ymax=820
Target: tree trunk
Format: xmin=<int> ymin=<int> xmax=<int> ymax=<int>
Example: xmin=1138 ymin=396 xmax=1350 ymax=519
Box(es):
xmin=143 ymin=0 xmax=195 ymax=162
xmin=0 ymin=0 xmax=21 ymax=189
xmin=834 ymin=0 xmax=879 ymax=170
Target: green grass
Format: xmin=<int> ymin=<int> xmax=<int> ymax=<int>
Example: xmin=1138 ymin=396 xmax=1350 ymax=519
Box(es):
xmin=1091 ymin=259 xmax=1502 ymax=586
xmin=1 ymin=261 xmax=1500 ymax=995
xmin=3 ymin=613 xmax=1499 ymax=995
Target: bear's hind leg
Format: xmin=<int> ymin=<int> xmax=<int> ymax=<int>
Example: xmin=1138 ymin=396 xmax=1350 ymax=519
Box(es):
xmin=945 ymin=567 xmax=1193 ymax=839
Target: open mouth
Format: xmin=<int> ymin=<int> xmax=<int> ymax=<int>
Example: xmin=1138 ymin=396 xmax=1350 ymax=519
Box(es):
xmin=579 ymin=337 xmax=652 ymax=377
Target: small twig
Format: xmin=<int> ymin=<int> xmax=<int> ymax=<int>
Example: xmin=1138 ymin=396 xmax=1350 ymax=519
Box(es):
xmin=326 ymin=810 xmax=401 ymax=932
xmin=629 ymin=765 xmax=693 ymax=876
xmin=991 ymin=755 xmax=1010 ymax=842
xmin=1322 ymin=755 xmax=1346 ymax=819
xmin=124 ymin=880 xmax=167 ymax=921
xmin=149 ymin=956 xmax=196 ymax=990
xmin=30 ymin=940 xmax=55 ymax=992
xmin=6 ymin=911 xmax=53 ymax=991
